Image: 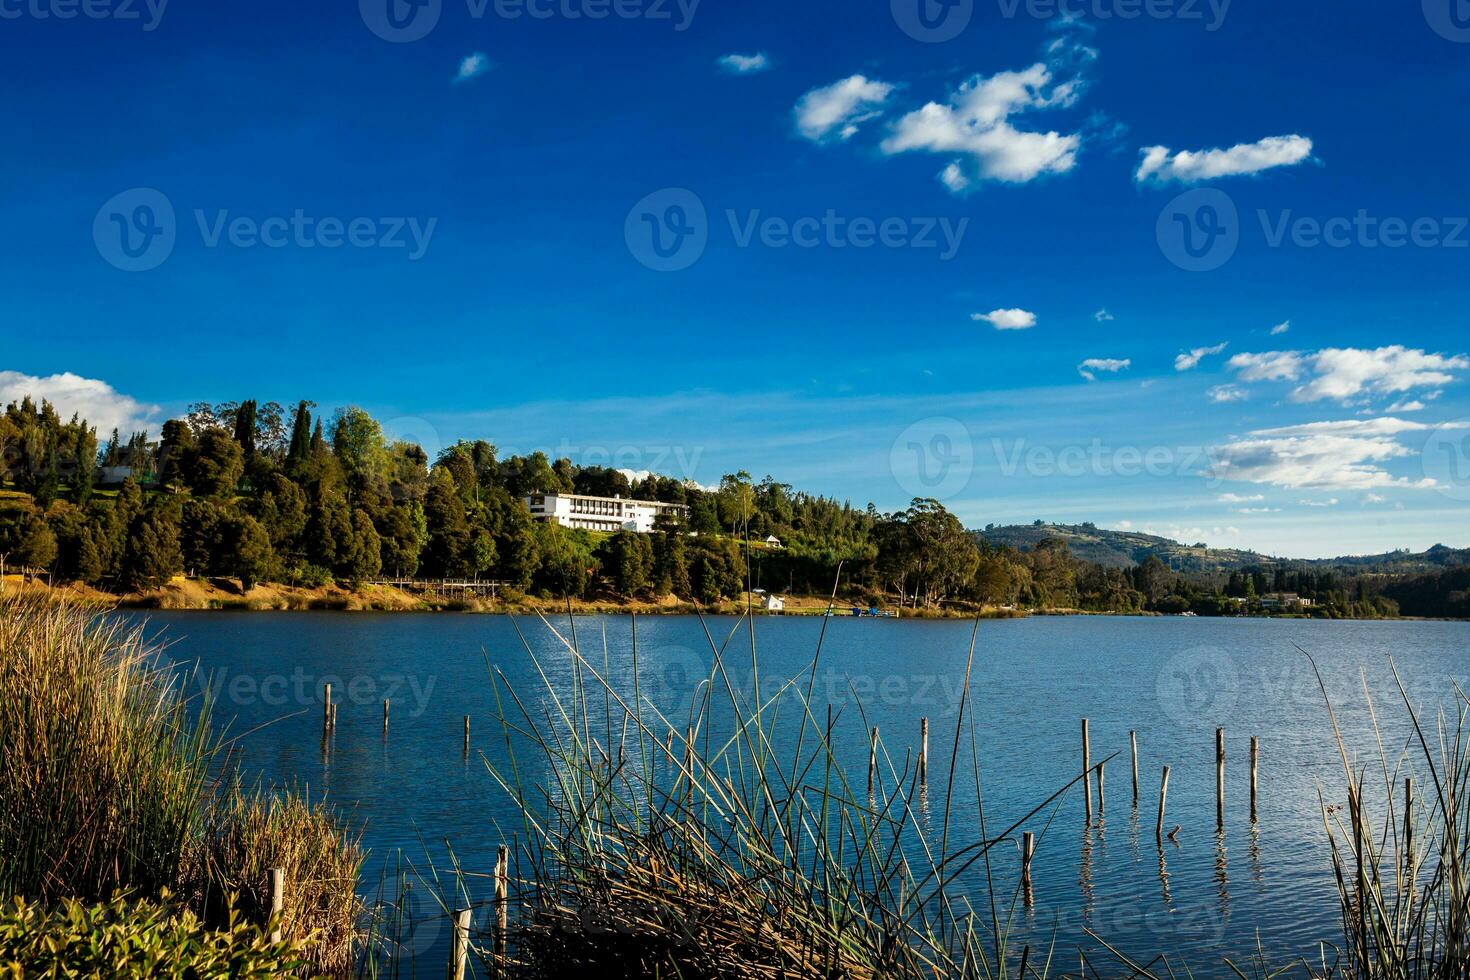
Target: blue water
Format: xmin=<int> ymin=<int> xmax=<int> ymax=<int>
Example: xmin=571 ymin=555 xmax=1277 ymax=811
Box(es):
xmin=127 ymin=611 xmax=1470 ymax=975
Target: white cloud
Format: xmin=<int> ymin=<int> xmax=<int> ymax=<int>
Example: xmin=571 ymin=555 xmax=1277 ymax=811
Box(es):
xmin=972 ymin=308 xmax=1037 ymax=331
xmin=453 ymin=52 xmax=491 ymax=84
xmin=1228 ymin=350 xmax=1306 ymax=383
xmin=881 ymin=60 xmax=1084 ymax=185
xmin=1361 ymin=493 xmax=1387 ymax=505
xmin=938 ymin=162 xmax=971 ymax=193
xmin=1386 ymin=398 xmax=1427 ymax=413
xmin=1175 ymin=342 xmax=1229 ymax=372
xmin=1078 ymin=358 xmax=1130 ymax=381
xmin=1218 ymin=493 xmax=1264 ymax=503
xmin=794 ymin=75 xmax=894 ymax=142
xmin=1249 ymin=417 xmax=1453 ymax=439
xmin=1094 ymin=308 xmax=1115 ymax=322
xmin=0 ymin=371 xmax=159 ymax=437
xmin=1298 ymin=498 xmax=1339 ymax=507
xmin=1116 ymin=520 xmax=1133 ymax=530
xmin=717 ymin=52 xmax=771 ymax=75
xmin=1207 ymin=416 xmax=1464 ymax=491
xmin=1233 ymin=507 xmax=1281 ymax=514
xmin=1270 ymin=320 xmax=1291 ymax=336
xmin=1228 ymin=346 xmax=1470 ymax=404
xmin=1209 ymin=385 xmax=1249 ymax=404
xmin=1136 ymin=134 xmax=1314 ymax=184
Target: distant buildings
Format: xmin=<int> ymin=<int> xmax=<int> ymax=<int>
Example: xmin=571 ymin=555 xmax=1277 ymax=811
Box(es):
xmin=1261 ymin=592 xmax=1314 ymax=609
xmin=523 ymin=493 xmax=689 ymax=534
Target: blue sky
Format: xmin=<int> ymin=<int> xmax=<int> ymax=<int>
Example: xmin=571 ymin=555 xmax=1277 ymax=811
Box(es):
xmin=2 ymin=0 xmax=1468 ymax=557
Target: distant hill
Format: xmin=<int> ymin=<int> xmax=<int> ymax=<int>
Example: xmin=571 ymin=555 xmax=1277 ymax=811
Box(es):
xmin=974 ymin=522 xmax=1470 ymax=574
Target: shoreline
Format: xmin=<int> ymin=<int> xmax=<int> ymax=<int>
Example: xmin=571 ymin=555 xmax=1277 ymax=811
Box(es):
xmin=5 ymin=575 xmax=1452 ymax=622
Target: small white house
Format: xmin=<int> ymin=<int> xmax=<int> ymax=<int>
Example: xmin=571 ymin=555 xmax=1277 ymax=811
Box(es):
xmin=764 ymin=594 xmax=785 ymax=612
xmin=764 ymin=535 xmax=782 ymax=549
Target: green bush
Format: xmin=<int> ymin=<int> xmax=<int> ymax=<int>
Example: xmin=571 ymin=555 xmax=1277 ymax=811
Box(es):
xmin=0 ymin=893 xmax=303 ymax=978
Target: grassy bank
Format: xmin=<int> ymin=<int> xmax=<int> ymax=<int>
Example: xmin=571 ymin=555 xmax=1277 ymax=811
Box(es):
xmin=0 ymin=595 xmax=363 ymax=976
xmin=2 ymin=572 xmax=1027 ymax=618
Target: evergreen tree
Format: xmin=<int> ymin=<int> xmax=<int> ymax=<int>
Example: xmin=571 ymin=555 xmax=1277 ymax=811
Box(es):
xmin=286 ymin=401 xmax=313 ymax=470
xmin=157 ymin=420 xmax=194 ymax=489
xmin=229 ymin=514 xmax=274 ymax=590
xmin=233 ymin=400 xmax=258 ymax=457
xmin=122 ymin=510 xmax=183 ymax=591
xmin=183 ymin=429 xmax=245 ymax=498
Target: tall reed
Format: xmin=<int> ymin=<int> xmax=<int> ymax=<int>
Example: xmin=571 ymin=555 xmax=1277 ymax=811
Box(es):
xmin=480 ymin=610 xmax=1078 ymax=979
xmin=1313 ymin=655 xmax=1470 ymax=980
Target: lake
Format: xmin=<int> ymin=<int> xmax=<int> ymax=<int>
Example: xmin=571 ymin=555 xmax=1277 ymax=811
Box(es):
xmin=127 ymin=611 xmax=1470 ymax=975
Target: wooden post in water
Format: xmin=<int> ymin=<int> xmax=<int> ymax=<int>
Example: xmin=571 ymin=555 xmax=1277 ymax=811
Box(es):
xmin=919 ymin=718 xmax=929 ymax=786
xmin=1130 ymin=731 xmax=1140 ymax=807
xmin=1215 ymin=728 xmax=1225 ymax=829
xmin=1250 ymin=737 xmax=1259 ymax=823
xmin=1156 ymin=766 xmax=1171 ymax=842
xmin=868 ymin=726 xmax=879 ymax=794
xmin=1097 ymin=760 xmax=1106 ymax=815
xmin=1021 ymin=831 xmax=1035 ymax=900
xmin=494 ymin=844 xmax=509 ymax=971
xmin=449 ymin=907 xmax=472 ymax=980
xmin=267 ymin=868 xmax=284 ymax=944
xmin=329 ymin=703 xmax=337 ymax=730
xmin=463 ymin=716 xmax=470 ymax=753
xmin=323 ymin=684 xmax=332 ymax=733
xmin=383 ymin=699 xmax=390 ymax=735
xmin=1405 ymin=776 xmax=1415 ymax=870
xmin=1082 ymin=719 xmax=1092 ymax=823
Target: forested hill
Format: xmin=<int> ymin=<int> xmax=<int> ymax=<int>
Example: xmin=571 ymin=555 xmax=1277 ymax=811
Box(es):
xmin=976 ymin=522 xmax=1470 ymax=574
xmin=975 ymin=523 xmax=1269 ymax=572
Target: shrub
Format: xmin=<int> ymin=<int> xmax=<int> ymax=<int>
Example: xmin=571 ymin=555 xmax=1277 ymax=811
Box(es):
xmin=0 ymin=893 xmax=302 ymax=979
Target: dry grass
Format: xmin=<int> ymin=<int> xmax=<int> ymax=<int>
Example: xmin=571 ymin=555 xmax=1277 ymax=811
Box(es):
xmin=0 ymin=594 xmax=363 ymax=976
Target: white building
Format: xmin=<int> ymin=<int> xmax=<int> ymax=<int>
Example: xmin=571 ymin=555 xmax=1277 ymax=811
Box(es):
xmin=524 ymin=493 xmax=690 ymax=534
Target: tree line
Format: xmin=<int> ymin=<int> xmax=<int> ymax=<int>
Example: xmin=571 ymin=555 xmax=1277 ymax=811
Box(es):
xmin=0 ymin=395 xmax=1465 ymax=618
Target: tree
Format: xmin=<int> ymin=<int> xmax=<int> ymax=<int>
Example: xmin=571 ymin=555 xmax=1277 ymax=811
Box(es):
xmin=342 ymin=509 xmax=382 ymax=584
xmin=122 ymin=510 xmax=183 ymax=591
xmin=157 ymin=420 xmax=195 ymax=489
xmin=230 ymin=514 xmax=274 ymax=590
xmin=184 ymin=429 xmax=245 ymax=497
xmin=331 ymin=407 xmax=389 ymax=498
xmin=421 ymin=470 xmax=473 ymax=577
xmin=286 ymin=401 xmax=314 ymax=471
xmin=232 ymin=400 xmax=258 ymax=457
xmin=598 ymin=531 xmax=653 ymax=596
